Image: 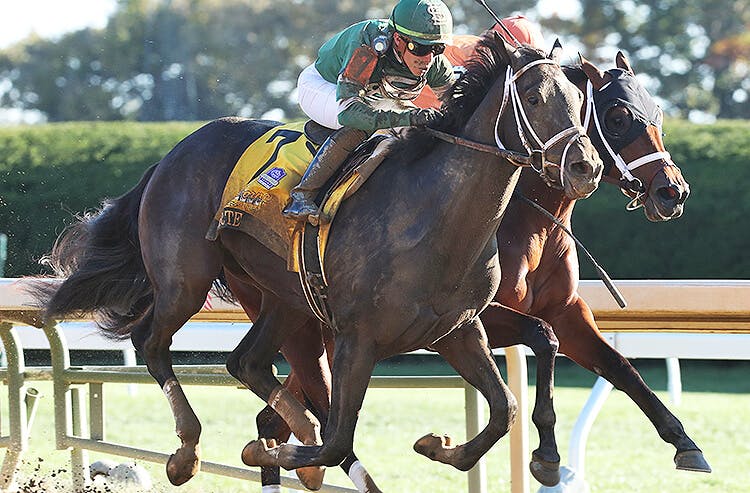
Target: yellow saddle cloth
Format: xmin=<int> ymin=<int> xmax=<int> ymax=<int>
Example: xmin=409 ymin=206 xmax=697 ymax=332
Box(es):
xmin=206 ymin=121 xmax=317 ymax=259
xmin=207 ymin=120 xmax=393 ymax=275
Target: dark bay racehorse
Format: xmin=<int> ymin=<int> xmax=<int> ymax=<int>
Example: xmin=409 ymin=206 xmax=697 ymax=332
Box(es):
xmin=244 ymin=52 xmax=707 ymax=492
xmin=31 ymin=33 xmax=602 ymax=488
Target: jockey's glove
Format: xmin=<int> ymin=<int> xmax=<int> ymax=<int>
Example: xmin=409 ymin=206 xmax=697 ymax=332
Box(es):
xmin=409 ymin=108 xmax=444 ymax=127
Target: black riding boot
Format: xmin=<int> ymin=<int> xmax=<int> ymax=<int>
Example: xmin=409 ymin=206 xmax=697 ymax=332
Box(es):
xmin=283 ymin=127 xmax=369 ymax=222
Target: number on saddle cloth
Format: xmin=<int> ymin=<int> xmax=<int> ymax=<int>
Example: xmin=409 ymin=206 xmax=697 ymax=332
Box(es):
xmin=205 ymin=121 xmax=317 ymax=253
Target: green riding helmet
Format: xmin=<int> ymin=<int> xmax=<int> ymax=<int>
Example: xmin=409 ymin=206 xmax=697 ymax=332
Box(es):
xmin=389 ymin=0 xmax=453 ymax=45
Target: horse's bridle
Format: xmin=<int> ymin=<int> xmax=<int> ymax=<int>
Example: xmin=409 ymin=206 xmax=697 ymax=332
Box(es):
xmin=494 ymin=59 xmax=587 ymax=190
xmin=425 ymin=57 xmax=587 ymax=189
xmin=582 ymin=75 xmax=671 ymax=210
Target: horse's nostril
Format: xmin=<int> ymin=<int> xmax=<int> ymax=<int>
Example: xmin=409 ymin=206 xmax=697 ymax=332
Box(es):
xmin=569 ymin=161 xmax=591 ymax=176
xmin=658 ymin=185 xmax=679 ymax=202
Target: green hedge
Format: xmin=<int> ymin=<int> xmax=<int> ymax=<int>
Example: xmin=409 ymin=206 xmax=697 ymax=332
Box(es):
xmin=573 ymin=118 xmax=750 ymax=279
xmin=0 ymin=122 xmax=202 ymax=276
xmin=1 ymin=119 xmax=749 ymax=278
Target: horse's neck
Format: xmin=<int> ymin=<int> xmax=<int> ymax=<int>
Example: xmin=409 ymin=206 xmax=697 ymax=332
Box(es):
xmin=417 ymin=75 xmax=522 ymax=269
xmin=448 ymin=72 xmax=522 ymax=223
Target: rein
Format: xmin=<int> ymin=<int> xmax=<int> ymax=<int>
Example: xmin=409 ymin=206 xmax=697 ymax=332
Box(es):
xmin=424 ymin=127 xmax=531 ymax=166
xmin=514 ymin=191 xmax=627 ymax=308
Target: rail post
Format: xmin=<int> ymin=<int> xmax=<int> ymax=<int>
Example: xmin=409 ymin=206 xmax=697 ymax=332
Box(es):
xmin=0 ymin=322 xmax=39 ymax=490
xmin=465 ymin=383 xmax=487 ymax=493
xmin=0 ymin=233 xmax=7 ymax=277
xmin=506 ymin=345 xmax=530 ymax=493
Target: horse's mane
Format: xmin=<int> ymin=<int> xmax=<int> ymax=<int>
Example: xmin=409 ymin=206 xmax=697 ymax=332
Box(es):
xmin=439 ymin=31 xmax=517 ymax=131
xmin=389 ymin=31 xmax=548 ymax=159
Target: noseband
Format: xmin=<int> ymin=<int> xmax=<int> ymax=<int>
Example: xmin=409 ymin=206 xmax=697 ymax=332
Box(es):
xmin=582 ymin=78 xmax=671 ymax=209
xmin=495 ymin=59 xmax=586 ymax=190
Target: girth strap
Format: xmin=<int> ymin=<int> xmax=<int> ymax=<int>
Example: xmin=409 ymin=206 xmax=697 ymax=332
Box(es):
xmin=295 ymin=221 xmax=336 ymax=329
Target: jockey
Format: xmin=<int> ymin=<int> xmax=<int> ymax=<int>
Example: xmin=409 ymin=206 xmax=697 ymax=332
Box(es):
xmin=283 ymin=0 xmax=455 ymax=222
xmin=413 ymin=15 xmax=546 ymax=109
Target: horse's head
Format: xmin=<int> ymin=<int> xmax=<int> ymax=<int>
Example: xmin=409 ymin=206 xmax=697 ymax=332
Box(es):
xmin=495 ymin=37 xmax=603 ymax=199
xmin=576 ymin=52 xmax=690 ymax=221
xmin=437 ymin=32 xmax=602 ymax=200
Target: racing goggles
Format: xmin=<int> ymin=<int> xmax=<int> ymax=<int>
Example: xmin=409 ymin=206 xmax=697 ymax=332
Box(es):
xmin=405 ymin=39 xmax=445 ymax=57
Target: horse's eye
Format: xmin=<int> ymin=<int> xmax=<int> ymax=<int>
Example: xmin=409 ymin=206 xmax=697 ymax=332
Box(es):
xmin=527 ymin=95 xmax=539 ymax=105
xmin=604 ymin=106 xmax=633 ymax=135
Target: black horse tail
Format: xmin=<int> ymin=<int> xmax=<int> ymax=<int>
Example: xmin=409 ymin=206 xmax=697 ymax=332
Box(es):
xmin=33 ymin=163 xmax=159 ymax=340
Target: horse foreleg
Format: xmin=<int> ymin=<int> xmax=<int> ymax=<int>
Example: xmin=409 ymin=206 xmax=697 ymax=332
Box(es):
xmin=244 ymin=333 xmax=376 ymax=471
xmin=481 ymin=302 xmax=561 ymax=486
xmin=551 ymin=298 xmax=710 ymax=473
xmin=256 ymin=371 xmax=382 ymax=492
xmin=277 ymin=321 xmax=331 ymax=490
xmin=227 ymin=298 xmax=331 ymax=471
xmin=282 ymin=326 xmax=383 ymax=492
xmin=415 ymin=317 xmax=516 ymax=472
xmin=255 ymin=387 xmax=295 ymax=488
xmin=258 ymin=318 xmax=334 ymax=490
xmin=224 ymin=275 xmax=326 ymax=489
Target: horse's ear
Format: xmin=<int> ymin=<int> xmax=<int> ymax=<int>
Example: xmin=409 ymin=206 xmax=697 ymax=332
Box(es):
xmin=548 ymin=38 xmax=563 ymax=63
xmin=498 ymin=33 xmax=519 ymax=62
xmin=615 ymin=50 xmax=635 ymax=74
xmin=579 ymin=52 xmax=607 ymax=90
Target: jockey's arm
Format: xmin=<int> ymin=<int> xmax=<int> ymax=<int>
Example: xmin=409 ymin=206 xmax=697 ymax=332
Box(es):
xmin=337 ymin=93 xmax=413 ymax=133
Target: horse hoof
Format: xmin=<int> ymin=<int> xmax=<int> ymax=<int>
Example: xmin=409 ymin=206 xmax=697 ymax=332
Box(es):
xmin=529 ymin=456 xmax=560 ymax=487
xmin=413 ymin=433 xmax=450 ymax=461
xmin=674 ymin=450 xmax=712 ymax=473
xmin=166 ymin=444 xmax=201 ymax=486
xmin=296 ymin=465 xmax=326 ymax=491
xmin=413 ymin=433 xmax=472 ymax=470
xmin=242 ymin=438 xmax=279 ymax=467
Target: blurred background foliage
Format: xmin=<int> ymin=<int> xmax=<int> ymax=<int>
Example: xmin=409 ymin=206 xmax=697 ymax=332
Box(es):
xmin=0 ymin=0 xmax=748 ymax=124
xmin=0 ymin=0 xmax=748 ymax=278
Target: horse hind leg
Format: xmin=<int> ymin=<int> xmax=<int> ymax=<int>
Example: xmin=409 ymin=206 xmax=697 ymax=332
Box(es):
xmin=414 ymin=317 xmax=517 ymax=472
xmin=130 ymin=280 xmax=215 ymax=486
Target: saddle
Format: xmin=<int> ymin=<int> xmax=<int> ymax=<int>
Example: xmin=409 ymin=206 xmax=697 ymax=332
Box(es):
xmin=206 ymin=121 xmax=393 ymax=273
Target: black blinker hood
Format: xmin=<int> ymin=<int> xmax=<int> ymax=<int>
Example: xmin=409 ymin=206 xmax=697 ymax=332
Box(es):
xmin=593 ymin=69 xmax=662 ymax=154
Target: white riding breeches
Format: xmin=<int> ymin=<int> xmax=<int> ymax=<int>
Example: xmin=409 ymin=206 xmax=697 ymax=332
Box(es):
xmin=297 ymin=64 xmax=343 ymax=130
